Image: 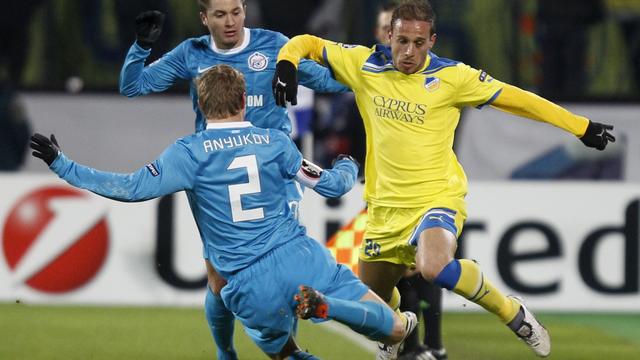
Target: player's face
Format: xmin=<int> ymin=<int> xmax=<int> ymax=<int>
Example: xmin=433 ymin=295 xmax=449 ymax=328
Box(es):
xmin=375 ymin=10 xmax=392 ymax=45
xmin=200 ymin=0 xmax=246 ymax=50
xmin=390 ymin=19 xmax=436 ymax=75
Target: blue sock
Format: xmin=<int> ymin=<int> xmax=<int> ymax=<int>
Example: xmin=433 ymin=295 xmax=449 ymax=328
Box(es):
xmin=324 ymin=297 xmax=395 ymax=341
xmin=204 ymin=287 xmax=237 ymax=360
xmin=288 ymin=350 xmax=320 ymax=359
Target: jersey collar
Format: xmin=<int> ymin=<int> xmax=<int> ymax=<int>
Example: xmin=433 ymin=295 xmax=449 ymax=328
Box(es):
xmin=417 ymin=53 xmax=432 ymax=73
xmin=206 ymin=121 xmax=252 ymax=129
xmin=210 ymin=28 xmax=251 ymax=55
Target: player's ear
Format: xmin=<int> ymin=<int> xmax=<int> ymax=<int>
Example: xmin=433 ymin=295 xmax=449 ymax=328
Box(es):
xmin=200 ymin=11 xmax=208 ymax=27
xmin=429 ymin=33 xmax=437 ymax=49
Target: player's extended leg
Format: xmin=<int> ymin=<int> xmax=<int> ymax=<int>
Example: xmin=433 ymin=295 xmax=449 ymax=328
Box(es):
xmin=415 ymin=227 xmax=550 ymax=357
xmin=204 ymin=260 xmax=237 ymax=360
xmin=358 ymin=260 xmax=406 ymax=304
xmin=294 ymin=285 xmax=415 ymax=345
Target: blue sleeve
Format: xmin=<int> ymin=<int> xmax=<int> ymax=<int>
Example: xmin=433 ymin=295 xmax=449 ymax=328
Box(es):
xmin=279 ymin=132 xmax=304 ymax=178
xmin=313 ymin=159 xmax=358 ymax=198
xmin=297 ymin=59 xmax=350 ymax=93
xmin=49 ymin=140 xmax=197 ymax=202
xmin=119 ymin=41 xmax=191 ymax=97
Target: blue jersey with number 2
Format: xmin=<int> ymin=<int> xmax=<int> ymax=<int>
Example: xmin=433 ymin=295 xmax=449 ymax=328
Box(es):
xmin=50 ymin=121 xmax=357 ymax=278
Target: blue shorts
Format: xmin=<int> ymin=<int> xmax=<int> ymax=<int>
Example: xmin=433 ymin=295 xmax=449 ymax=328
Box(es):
xmin=221 ymin=236 xmax=369 ymax=354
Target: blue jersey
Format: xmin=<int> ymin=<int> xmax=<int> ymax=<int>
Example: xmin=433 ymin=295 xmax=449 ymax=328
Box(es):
xmin=120 ymin=28 xmax=348 ymax=133
xmin=49 ymin=121 xmax=358 ymax=278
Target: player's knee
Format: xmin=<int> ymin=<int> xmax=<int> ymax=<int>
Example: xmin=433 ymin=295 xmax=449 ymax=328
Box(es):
xmin=418 ymin=260 xmax=446 ymax=282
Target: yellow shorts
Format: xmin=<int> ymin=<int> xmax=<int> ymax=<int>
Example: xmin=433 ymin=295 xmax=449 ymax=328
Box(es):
xmin=359 ymin=198 xmax=467 ymax=267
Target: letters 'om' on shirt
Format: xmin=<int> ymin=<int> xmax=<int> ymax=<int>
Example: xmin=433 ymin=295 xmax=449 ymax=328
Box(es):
xmin=321 ymin=42 xmax=504 ymax=207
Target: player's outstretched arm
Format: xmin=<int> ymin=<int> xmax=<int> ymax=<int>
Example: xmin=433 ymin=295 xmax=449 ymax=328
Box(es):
xmin=295 ymin=155 xmax=359 ymax=198
xmin=120 ymin=11 xmax=189 ymax=97
xmin=491 ymin=84 xmax=615 ymax=150
xmin=30 ymin=133 xmax=196 ymax=202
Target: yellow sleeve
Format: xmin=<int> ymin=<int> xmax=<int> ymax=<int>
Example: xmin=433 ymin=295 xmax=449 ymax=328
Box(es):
xmin=454 ymin=64 xmax=505 ymax=109
xmin=277 ymin=34 xmax=325 ymax=66
xmin=491 ymin=84 xmax=590 ymax=137
xmin=278 ymin=35 xmax=371 ymax=89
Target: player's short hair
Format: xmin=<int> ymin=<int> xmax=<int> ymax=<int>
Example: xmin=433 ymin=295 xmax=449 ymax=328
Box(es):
xmin=198 ymin=0 xmax=247 ymax=12
xmin=379 ymin=0 xmax=399 ymax=13
xmin=391 ymin=0 xmax=436 ymax=35
xmin=197 ymin=64 xmax=246 ymax=120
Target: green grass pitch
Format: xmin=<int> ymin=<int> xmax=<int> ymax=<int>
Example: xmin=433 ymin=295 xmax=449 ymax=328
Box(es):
xmin=1 ymin=303 xmax=639 ymax=359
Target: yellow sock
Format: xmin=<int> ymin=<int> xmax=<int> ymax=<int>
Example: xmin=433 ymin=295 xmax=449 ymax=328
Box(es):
xmin=387 ymin=287 xmax=401 ymax=311
xmin=453 ymin=259 xmax=520 ymax=323
xmin=386 ymin=287 xmax=407 ymax=327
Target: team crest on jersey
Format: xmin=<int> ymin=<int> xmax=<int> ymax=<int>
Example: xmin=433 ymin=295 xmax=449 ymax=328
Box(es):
xmin=248 ymin=52 xmax=268 ymax=71
xmin=424 ymin=77 xmax=440 ymax=92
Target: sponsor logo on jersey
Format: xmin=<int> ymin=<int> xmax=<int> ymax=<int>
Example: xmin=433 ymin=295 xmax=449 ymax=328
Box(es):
xmin=424 ymin=77 xmax=440 ymax=92
xmin=247 ymin=94 xmax=263 ymax=107
xmin=146 ymin=163 xmax=160 ymax=177
xmin=372 ymin=95 xmax=427 ymax=125
xmin=248 ymin=52 xmax=268 ymax=71
xmin=2 ymin=186 xmax=109 ymax=293
xmin=198 ymin=64 xmax=215 ymax=74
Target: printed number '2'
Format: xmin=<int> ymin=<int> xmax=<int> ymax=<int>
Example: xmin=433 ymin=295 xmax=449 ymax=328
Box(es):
xmin=227 ymin=155 xmax=264 ymax=222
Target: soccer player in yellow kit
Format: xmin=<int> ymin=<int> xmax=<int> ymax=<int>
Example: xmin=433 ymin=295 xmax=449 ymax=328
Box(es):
xmin=272 ymin=1 xmax=615 ymax=359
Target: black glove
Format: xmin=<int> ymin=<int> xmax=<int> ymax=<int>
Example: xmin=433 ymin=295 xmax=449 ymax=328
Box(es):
xmin=580 ymin=121 xmax=615 ymax=151
xmin=135 ymin=10 xmax=165 ymax=49
xmin=30 ymin=133 xmax=61 ymax=166
xmin=333 ymin=154 xmax=360 ymax=169
xmin=272 ymin=60 xmax=298 ymax=107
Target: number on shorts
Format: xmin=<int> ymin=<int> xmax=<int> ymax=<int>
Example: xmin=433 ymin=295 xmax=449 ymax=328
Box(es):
xmin=364 ymin=239 xmax=381 ymax=257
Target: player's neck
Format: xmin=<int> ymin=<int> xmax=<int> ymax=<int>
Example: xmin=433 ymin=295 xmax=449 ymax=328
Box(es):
xmin=206 ymin=113 xmax=244 ymax=124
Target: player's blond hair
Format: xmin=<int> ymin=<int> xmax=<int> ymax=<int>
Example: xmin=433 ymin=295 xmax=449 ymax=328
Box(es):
xmin=391 ymin=0 xmax=437 ymax=35
xmin=197 ymin=64 xmax=246 ymax=120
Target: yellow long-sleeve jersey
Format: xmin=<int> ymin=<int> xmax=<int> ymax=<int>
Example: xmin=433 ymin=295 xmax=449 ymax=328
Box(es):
xmin=279 ymin=35 xmax=590 ymax=208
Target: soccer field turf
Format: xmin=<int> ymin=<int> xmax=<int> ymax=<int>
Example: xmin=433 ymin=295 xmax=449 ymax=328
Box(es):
xmin=1 ymin=303 xmax=639 ymax=359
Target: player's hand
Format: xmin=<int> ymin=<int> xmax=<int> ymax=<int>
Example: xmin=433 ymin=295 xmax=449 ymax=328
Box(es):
xmin=272 ymin=60 xmax=298 ymax=107
xmin=580 ymin=121 xmax=615 ymax=151
xmin=30 ymin=133 xmax=61 ymax=166
xmin=333 ymin=154 xmax=360 ymax=169
xmin=135 ymin=10 xmax=165 ymax=49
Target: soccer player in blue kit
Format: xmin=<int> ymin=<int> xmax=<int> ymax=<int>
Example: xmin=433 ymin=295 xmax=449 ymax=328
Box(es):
xmin=119 ymin=1 xmax=348 ymax=358
xmin=31 ymin=64 xmax=416 ymax=360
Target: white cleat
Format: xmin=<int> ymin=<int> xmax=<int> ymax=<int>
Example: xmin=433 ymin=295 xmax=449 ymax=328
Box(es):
xmin=376 ymin=311 xmax=418 ymax=360
xmin=508 ymin=296 xmax=551 ymax=357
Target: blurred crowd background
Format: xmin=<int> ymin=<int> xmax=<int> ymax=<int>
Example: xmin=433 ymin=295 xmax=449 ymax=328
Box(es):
xmin=1 ymin=0 xmax=639 ymax=172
